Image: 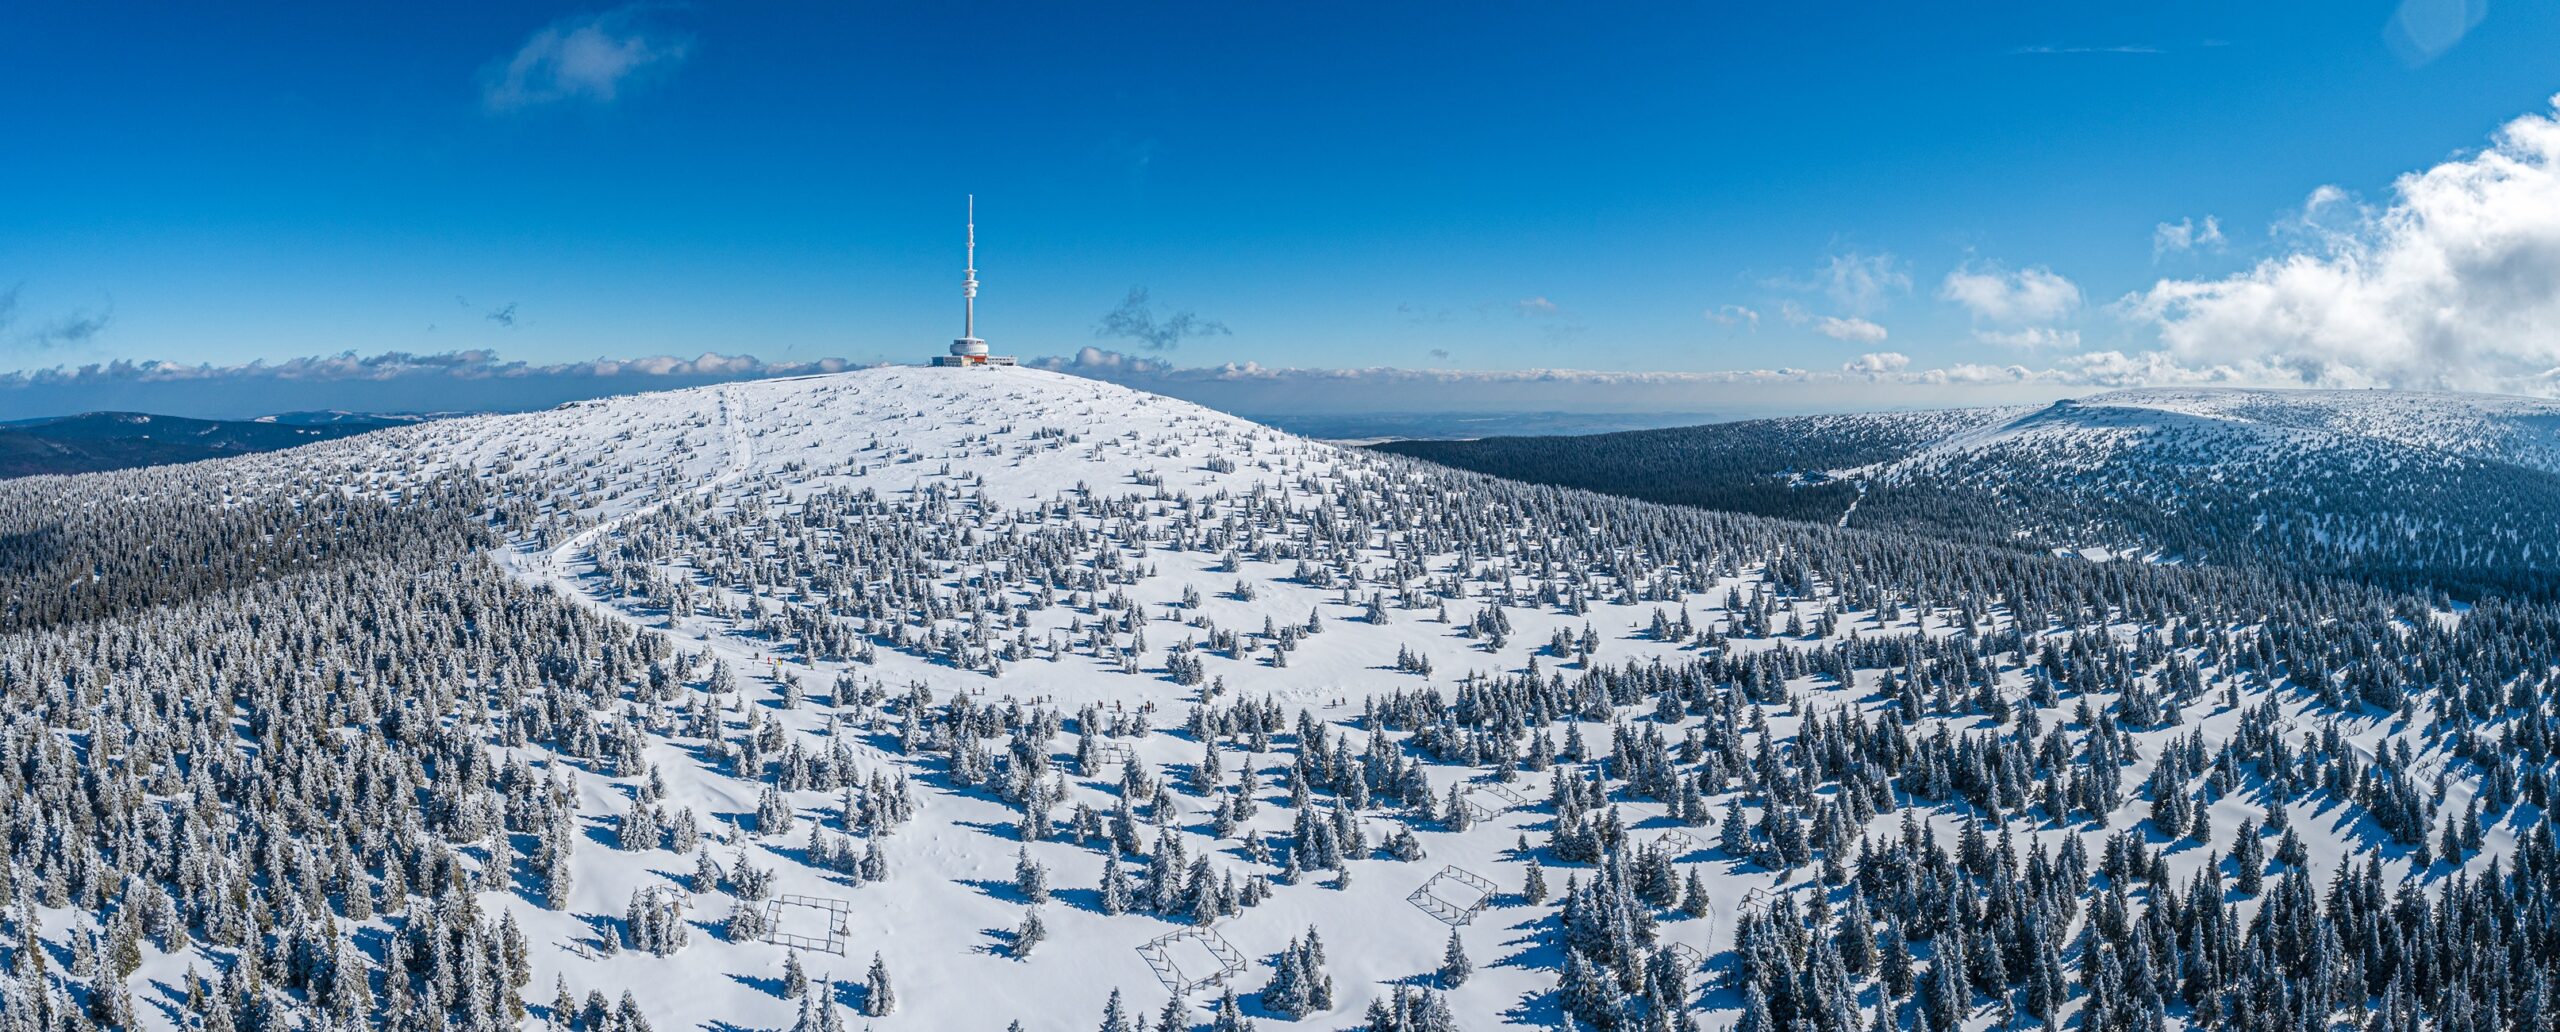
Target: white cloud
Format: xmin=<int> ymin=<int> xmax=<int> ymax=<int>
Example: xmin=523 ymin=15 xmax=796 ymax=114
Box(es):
xmin=1976 ymin=327 xmax=2081 ymax=351
xmin=1705 ymin=304 xmax=1759 ymax=328
xmin=2010 ymin=44 xmax=2164 ymax=56
xmin=1820 ymin=252 xmax=1909 ymax=315
xmin=1926 ymin=363 xmax=2038 ymax=385
xmin=1842 ymin=352 xmax=1910 ymax=376
xmin=1940 ymin=263 xmax=2082 ymax=323
xmin=2127 ymin=94 xmax=2560 ymax=394
xmin=1515 ymin=296 xmax=1560 ymax=316
xmin=483 ymin=7 xmax=690 ymax=112
xmin=1815 ymin=316 xmax=1889 ymax=344
xmin=2152 ymin=216 xmax=2225 ymax=258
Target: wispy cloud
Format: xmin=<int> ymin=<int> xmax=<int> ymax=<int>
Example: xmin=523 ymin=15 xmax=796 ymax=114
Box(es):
xmin=2010 ymin=44 xmax=2163 ymax=56
xmin=1842 ymin=351 xmax=1910 ymax=377
xmin=1976 ymin=327 xmax=2081 ymax=351
xmin=1754 ymin=252 xmax=1907 ymax=347
xmin=1815 ymin=316 xmax=1888 ymax=344
xmin=1096 ymin=287 xmax=1230 ymax=351
xmin=1705 ymin=304 xmax=1759 ymax=329
xmin=1818 ymin=251 xmax=1908 ymax=315
xmin=1941 ymin=262 xmax=2081 ymax=324
xmin=23 ymin=310 xmax=112 ymax=351
xmin=2151 ymin=216 xmax=2225 ymax=259
xmin=1397 ymin=302 xmax=1456 ymax=325
xmin=455 ymin=296 xmax=522 ymax=328
xmin=0 ymin=285 xmax=114 ymax=352
xmin=482 ymin=6 xmax=691 ymax=112
xmin=1940 ymin=261 xmax=2080 ymax=351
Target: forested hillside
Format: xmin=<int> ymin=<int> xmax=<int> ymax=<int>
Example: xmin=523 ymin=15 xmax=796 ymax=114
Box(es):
xmin=0 ymin=411 xmax=419 ymax=478
xmin=1378 ymin=389 xmax=2560 ymax=600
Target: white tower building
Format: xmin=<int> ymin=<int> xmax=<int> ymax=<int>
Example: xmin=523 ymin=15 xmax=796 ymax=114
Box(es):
xmin=933 ymin=195 xmax=1014 ymax=367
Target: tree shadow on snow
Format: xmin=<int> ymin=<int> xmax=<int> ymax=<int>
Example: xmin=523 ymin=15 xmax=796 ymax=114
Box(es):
xmin=726 ymin=970 xmax=789 ymax=999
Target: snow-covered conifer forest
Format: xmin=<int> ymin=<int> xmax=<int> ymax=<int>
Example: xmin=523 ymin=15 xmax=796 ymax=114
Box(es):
xmin=1381 ymin=388 xmax=2560 ymax=601
xmin=5 ymin=366 xmax=2558 ymax=1032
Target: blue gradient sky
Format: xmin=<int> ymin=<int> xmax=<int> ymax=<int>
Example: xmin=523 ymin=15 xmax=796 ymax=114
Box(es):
xmin=4 ymin=2 xmax=2558 ymax=412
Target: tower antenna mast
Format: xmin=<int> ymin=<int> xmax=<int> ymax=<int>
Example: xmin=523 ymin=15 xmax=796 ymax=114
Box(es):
xmin=963 ymin=195 xmax=977 ymax=340
xmin=930 ymin=194 xmax=1010 ymax=366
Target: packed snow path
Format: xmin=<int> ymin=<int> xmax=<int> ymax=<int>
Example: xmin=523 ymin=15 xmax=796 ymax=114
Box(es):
xmin=535 ymin=383 xmax=755 ymax=587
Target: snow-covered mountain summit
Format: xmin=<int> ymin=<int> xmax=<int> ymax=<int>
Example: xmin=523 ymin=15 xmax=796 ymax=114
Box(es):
xmin=372 ymin=366 xmax=1313 ymax=508
xmin=2065 ymin=387 xmax=2560 ymax=473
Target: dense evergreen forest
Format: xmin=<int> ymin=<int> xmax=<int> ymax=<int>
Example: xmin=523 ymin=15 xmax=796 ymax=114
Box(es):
xmin=1375 ymin=392 xmax=2560 ymax=602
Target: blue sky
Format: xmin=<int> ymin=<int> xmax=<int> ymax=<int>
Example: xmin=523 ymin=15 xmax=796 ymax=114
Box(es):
xmin=6 ymin=1 xmax=2560 ymax=418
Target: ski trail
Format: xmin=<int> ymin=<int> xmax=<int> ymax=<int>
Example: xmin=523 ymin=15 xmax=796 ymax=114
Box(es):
xmin=1836 ymin=479 xmax=1866 ymax=528
xmin=540 ymin=383 xmax=755 ymax=588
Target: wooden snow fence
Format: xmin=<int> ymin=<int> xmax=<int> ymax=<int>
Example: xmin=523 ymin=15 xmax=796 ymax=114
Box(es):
xmin=1089 ymin=740 xmax=1136 ymax=775
xmin=1458 ymin=782 xmax=1528 ymax=823
xmin=1136 ymin=928 xmax=1248 ymax=996
xmin=759 ymin=894 xmax=854 ymax=956
xmin=1407 ymin=865 xmax=1499 ymax=926
xmin=1621 ymin=803 xmax=1705 ymax=855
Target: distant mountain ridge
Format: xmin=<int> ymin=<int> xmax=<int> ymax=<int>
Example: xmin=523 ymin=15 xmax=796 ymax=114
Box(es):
xmin=0 ymin=409 xmax=426 ymax=478
xmin=1377 ymin=387 xmax=2560 ymax=599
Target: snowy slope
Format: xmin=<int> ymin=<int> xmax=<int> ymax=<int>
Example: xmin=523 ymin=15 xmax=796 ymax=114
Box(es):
xmin=19 ymin=366 xmax=2560 ymax=1032
xmin=2073 ymin=387 xmax=2560 ymax=474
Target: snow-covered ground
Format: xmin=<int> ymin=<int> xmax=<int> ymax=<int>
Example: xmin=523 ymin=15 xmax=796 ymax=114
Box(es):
xmin=25 ymin=367 xmax=2551 ymax=1032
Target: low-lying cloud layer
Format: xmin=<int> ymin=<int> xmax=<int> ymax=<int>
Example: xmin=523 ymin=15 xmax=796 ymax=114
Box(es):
xmin=1 ymin=350 xmax=855 ymax=420
xmin=1023 ymin=346 xmax=2226 ymax=419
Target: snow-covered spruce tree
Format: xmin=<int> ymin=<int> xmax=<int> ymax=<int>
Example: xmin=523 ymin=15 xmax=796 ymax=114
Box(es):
xmin=859 ymin=953 xmax=896 ymax=1016
xmin=782 ymin=950 xmax=808 ymax=998
xmin=1439 ymin=927 xmax=1472 ymax=988
xmin=624 ymin=887 xmax=689 ymax=956
xmin=1014 ymin=908 xmax=1047 ymax=959
xmin=1015 ymin=846 xmax=1050 ymax=904
xmin=1097 ymin=987 xmax=1134 ymax=1032
xmin=1259 ymin=926 xmax=1335 ymax=1018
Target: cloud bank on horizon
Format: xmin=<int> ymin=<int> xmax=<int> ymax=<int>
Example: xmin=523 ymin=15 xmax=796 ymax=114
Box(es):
xmin=0 ymin=341 xmax=2207 ymax=423
xmin=0 ymin=351 xmax=855 ymax=420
